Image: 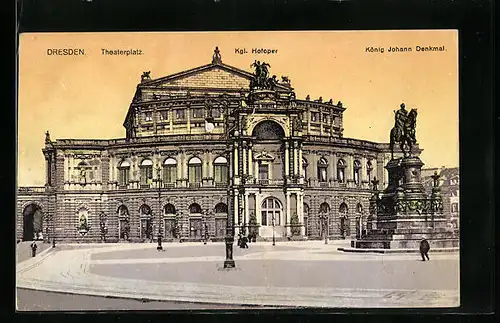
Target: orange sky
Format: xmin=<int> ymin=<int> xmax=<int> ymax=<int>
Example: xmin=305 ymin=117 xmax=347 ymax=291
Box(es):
xmin=18 ymin=31 xmax=458 ymax=186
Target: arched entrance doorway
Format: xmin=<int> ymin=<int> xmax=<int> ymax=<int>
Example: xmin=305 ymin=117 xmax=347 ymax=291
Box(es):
xmin=23 ymin=204 xmax=43 ymax=241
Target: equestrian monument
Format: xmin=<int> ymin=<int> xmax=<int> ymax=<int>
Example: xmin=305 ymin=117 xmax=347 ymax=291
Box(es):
xmin=348 ymin=103 xmax=459 ymax=251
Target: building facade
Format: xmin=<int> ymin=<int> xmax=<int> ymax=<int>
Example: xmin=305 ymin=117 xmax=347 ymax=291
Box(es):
xmin=17 ymin=48 xmax=420 ymax=243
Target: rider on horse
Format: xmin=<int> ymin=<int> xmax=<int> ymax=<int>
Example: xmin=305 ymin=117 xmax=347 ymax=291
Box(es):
xmin=394 ymin=103 xmax=408 ymax=142
xmin=390 ymin=103 xmax=417 ymax=159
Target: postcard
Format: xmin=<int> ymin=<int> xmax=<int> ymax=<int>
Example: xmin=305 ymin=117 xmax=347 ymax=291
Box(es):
xmin=16 ymin=31 xmax=459 ymax=310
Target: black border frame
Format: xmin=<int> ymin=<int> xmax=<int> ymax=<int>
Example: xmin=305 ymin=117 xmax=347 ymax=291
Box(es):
xmin=6 ymin=0 xmax=494 ymax=320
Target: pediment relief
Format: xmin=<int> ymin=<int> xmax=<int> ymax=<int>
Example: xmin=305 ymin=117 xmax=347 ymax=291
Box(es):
xmin=253 ymin=150 xmax=275 ymax=161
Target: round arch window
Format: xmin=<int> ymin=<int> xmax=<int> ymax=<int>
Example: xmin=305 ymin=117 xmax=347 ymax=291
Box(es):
xmin=260 ymin=197 xmax=282 ymax=226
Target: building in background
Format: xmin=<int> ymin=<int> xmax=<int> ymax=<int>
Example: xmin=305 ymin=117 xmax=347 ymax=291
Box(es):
xmin=17 ymin=48 xmax=422 ymax=243
xmin=422 ymin=166 xmax=459 ymax=232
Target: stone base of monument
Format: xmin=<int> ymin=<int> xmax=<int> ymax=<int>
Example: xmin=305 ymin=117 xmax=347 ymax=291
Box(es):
xmin=341 ymin=156 xmax=459 ymax=253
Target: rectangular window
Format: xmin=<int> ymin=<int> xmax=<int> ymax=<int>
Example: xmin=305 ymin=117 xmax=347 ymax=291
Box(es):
xmin=311 ymin=112 xmax=319 ymax=122
xmin=258 ymin=164 xmax=269 ymax=180
xmin=189 ymin=165 xmax=202 ymax=183
xmin=140 ymin=167 xmax=153 ymax=185
xmin=322 ymin=114 xmax=329 ymax=123
xmin=119 ymin=168 xmax=129 ymax=186
xmin=261 ymin=211 xmax=267 ymax=226
xmin=215 ymin=165 xmax=228 ymax=183
xmin=145 ymin=112 xmax=153 ymax=122
xmin=159 ymin=111 xmax=169 ymax=121
xmin=175 ymin=109 xmax=185 ymax=120
xmin=164 ymin=165 xmax=177 ymax=184
xmin=318 ymin=168 xmax=327 ymax=182
xmin=451 ymin=203 xmax=459 ymax=212
xmin=192 ymin=108 xmax=203 ymax=119
xmin=212 ymin=108 xmax=221 ymax=118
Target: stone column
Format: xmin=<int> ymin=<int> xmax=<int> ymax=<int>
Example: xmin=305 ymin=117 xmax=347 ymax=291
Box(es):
xmin=293 ymin=142 xmax=298 ymax=177
xmin=298 ymin=145 xmax=303 ymax=178
xmin=255 ymin=193 xmax=262 ymax=226
xmin=361 ymin=156 xmax=367 ymax=183
xmin=208 ymin=151 xmax=214 ymax=178
xmin=186 ymin=106 xmax=191 ymax=133
xmin=244 ymin=193 xmax=249 ymax=227
xmin=242 ymin=144 xmax=247 ymax=176
xmin=63 ymin=155 xmax=68 ymax=182
xmin=347 ymin=155 xmax=354 ymax=181
xmin=248 ymin=145 xmax=253 ymax=178
xmin=169 ymin=109 xmax=173 ymax=132
xmin=233 ymin=143 xmax=239 ymax=177
xmin=307 ymin=110 xmax=311 ymax=134
xmin=285 ymin=192 xmax=291 ymax=236
xmin=284 ymin=141 xmax=290 ymax=177
xmin=298 ymin=193 xmax=305 ymax=236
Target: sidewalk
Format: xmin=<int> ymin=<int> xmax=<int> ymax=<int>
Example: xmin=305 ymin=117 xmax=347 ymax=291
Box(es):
xmin=16 ymin=242 xmax=53 ymax=264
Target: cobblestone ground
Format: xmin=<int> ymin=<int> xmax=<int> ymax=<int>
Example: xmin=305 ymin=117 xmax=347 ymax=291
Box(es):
xmin=16 ymin=241 xmax=460 ymax=309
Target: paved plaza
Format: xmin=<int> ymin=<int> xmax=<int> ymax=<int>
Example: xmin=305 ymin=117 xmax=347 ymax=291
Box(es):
xmin=16 ymin=241 xmax=459 ymax=309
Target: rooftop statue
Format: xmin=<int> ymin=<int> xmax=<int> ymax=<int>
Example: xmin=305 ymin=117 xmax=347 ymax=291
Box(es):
xmin=389 ymin=103 xmax=418 ymax=159
xmin=250 ymin=60 xmax=272 ymax=90
xmin=141 ymin=71 xmax=151 ymax=82
xmin=212 ymin=46 xmax=222 ymax=64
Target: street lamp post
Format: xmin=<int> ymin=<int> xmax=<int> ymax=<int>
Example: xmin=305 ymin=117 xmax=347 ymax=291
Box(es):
xmin=156 ymin=165 xmax=163 ymax=251
xmin=203 ymin=209 xmax=208 ymax=245
xmin=205 ymin=95 xmax=236 ymax=268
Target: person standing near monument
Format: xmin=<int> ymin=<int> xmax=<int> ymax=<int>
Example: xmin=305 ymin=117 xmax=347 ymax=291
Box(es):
xmin=419 ymin=237 xmax=430 ymax=261
xmin=30 ymin=241 xmax=38 ymax=257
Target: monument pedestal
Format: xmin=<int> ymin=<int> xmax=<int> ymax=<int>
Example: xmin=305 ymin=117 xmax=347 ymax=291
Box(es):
xmin=348 ymin=156 xmax=459 ymax=251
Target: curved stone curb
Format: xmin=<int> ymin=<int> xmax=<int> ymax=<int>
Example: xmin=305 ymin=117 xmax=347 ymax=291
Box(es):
xmin=16 ymin=245 xmax=460 ymax=308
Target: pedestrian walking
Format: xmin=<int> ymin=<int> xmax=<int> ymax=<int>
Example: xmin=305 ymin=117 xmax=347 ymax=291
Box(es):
xmin=240 ymin=236 xmax=249 ymax=249
xmin=419 ymin=237 xmax=430 ymax=261
xmin=30 ymin=241 xmax=38 ymax=257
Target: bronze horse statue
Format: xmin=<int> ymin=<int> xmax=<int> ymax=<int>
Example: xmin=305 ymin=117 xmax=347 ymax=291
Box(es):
xmin=389 ymin=108 xmax=417 ymax=159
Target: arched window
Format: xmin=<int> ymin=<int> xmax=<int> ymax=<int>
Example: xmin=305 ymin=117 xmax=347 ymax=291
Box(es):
xmin=163 ymin=158 xmax=177 ymax=185
xmin=214 ymin=203 xmax=228 ymax=214
xmin=353 ymin=160 xmax=361 ymax=185
xmin=252 ymin=120 xmax=285 ymax=140
xmin=214 ymin=156 xmax=228 ymax=184
xmin=117 ymin=205 xmax=129 ymax=217
xmin=189 ymin=203 xmax=202 ymax=214
xmin=317 ymin=157 xmax=328 ymax=182
xmin=319 ymin=202 xmax=330 ymax=214
xmin=118 ymin=160 xmax=130 ymax=187
xmin=337 ymin=159 xmax=346 ymax=183
xmin=164 ymin=203 xmax=176 ymax=215
xmin=77 ymin=161 xmax=91 ymax=183
xmin=188 ymin=157 xmax=202 ymax=184
xmin=140 ymin=204 xmax=152 ymax=216
xmin=356 ymin=203 xmax=363 ymax=214
xmin=139 ymin=204 xmax=152 ymax=240
xmin=339 ymin=203 xmax=349 ymax=237
xmin=303 ymin=203 xmax=310 ymax=216
xmin=339 ymin=203 xmax=348 ymax=215
xmin=302 ymin=158 xmax=308 ymax=179
xmin=261 ymin=197 xmax=282 ymax=226
xmin=367 ymin=160 xmax=373 ymax=182
xmin=140 ymin=159 xmax=153 ymax=186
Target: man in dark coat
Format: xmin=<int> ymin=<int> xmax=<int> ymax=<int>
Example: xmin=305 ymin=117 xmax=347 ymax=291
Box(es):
xmin=30 ymin=241 xmax=38 ymax=257
xmin=419 ymin=237 xmax=430 ymax=261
